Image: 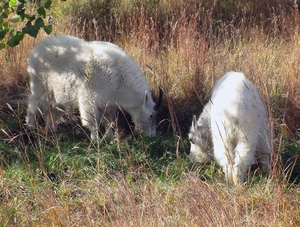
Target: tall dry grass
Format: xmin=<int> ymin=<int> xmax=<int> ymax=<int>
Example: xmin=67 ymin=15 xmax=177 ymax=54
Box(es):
xmin=53 ymin=0 xmax=300 ymax=137
xmin=1 ymin=0 xmax=299 ymax=136
xmin=1 ymin=0 xmax=300 ymax=226
xmin=1 ymin=170 xmax=299 ymax=226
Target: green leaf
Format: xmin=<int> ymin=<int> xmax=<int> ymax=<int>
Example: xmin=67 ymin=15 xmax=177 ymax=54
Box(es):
xmin=34 ymin=17 xmax=44 ymax=27
xmin=3 ymin=2 xmax=9 ymax=9
xmin=19 ymin=13 xmax=25 ymax=22
xmin=0 ymin=42 xmax=6 ymax=50
xmin=8 ymin=27 xmax=14 ymax=35
xmin=15 ymin=31 xmax=24 ymax=38
xmin=0 ymin=29 xmax=6 ymax=40
xmin=44 ymin=24 xmax=52 ymax=34
xmin=22 ymin=24 xmax=39 ymax=38
xmin=44 ymin=0 xmax=52 ymax=9
xmin=11 ymin=14 xmax=20 ymax=23
xmin=16 ymin=8 xmax=25 ymax=18
xmin=6 ymin=31 xmax=24 ymax=47
xmin=6 ymin=39 xmax=16 ymax=47
xmin=21 ymin=25 xmax=29 ymax=34
xmin=2 ymin=22 xmax=9 ymax=29
xmin=29 ymin=15 xmax=36 ymax=22
xmin=3 ymin=9 xmax=10 ymax=18
xmin=9 ymin=0 xmax=17 ymax=8
xmin=23 ymin=14 xmax=31 ymax=20
xmin=37 ymin=7 xmax=46 ymax=19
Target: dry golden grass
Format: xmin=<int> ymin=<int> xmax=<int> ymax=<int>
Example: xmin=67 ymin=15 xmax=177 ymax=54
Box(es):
xmin=1 ymin=170 xmax=300 ymax=226
xmin=1 ymin=0 xmax=300 ymax=226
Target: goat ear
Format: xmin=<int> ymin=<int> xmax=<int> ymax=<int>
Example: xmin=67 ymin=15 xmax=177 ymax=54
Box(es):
xmin=192 ymin=115 xmax=197 ymax=129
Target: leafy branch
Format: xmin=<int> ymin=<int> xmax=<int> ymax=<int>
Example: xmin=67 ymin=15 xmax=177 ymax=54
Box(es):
xmin=0 ymin=0 xmax=52 ymax=49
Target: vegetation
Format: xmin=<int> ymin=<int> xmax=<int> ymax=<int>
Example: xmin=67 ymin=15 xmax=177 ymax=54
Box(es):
xmin=0 ymin=0 xmax=300 ymax=226
xmin=0 ymin=0 xmax=52 ymax=49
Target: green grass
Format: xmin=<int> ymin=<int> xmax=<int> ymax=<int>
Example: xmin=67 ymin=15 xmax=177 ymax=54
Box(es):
xmin=1 ymin=99 xmax=299 ymax=226
xmin=1 ymin=0 xmax=300 ymax=226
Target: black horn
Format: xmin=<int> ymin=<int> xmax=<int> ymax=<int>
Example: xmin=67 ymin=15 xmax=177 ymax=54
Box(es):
xmin=154 ymin=88 xmax=163 ymax=111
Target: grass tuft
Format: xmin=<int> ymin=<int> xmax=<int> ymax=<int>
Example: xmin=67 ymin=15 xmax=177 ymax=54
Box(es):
xmin=1 ymin=0 xmax=300 ymax=226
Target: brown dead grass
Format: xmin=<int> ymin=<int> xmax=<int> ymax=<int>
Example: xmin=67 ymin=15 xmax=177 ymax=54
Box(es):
xmin=0 ymin=1 xmax=300 ymax=226
xmin=1 ymin=0 xmax=300 ymax=135
xmin=1 ymin=171 xmax=299 ymax=226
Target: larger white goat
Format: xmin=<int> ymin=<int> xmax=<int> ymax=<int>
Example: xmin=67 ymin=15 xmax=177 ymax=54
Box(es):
xmin=26 ymin=35 xmax=162 ymax=140
xmin=189 ymin=72 xmax=271 ymax=185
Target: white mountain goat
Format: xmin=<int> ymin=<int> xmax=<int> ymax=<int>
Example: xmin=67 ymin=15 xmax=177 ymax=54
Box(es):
xmin=189 ymin=72 xmax=271 ymax=185
xmin=26 ymin=35 xmax=162 ymax=140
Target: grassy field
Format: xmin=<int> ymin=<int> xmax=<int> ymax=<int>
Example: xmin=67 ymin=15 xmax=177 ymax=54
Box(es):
xmin=0 ymin=0 xmax=300 ymax=226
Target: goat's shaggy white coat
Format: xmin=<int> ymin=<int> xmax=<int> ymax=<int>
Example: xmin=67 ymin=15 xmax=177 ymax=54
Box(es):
xmin=189 ymin=72 xmax=271 ymax=185
xmin=26 ymin=35 xmax=162 ymax=140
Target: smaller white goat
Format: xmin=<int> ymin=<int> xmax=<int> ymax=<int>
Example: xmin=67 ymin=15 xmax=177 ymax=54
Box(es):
xmin=189 ymin=72 xmax=271 ymax=185
xmin=26 ymin=35 xmax=162 ymax=140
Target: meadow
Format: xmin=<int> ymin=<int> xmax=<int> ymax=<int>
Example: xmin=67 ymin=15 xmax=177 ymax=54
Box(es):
xmin=0 ymin=0 xmax=300 ymax=226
